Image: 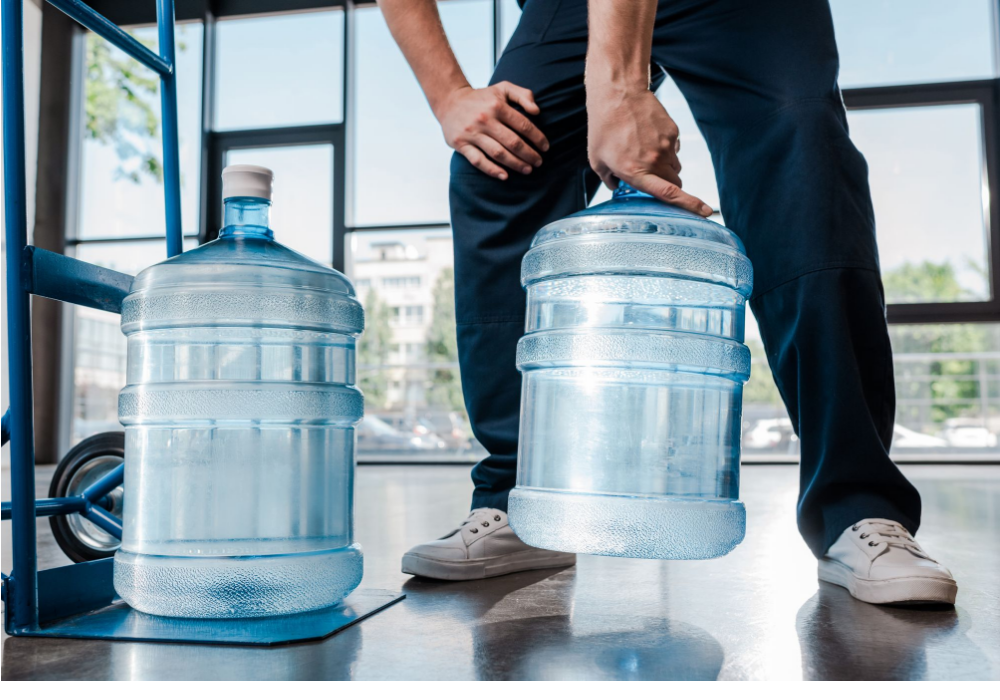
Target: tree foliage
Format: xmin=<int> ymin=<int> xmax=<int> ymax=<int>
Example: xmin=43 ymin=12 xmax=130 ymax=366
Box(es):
xmin=881 ymin=260 xmax=973 ymax=305
xmin=357 ymin=289 xmax=393 ymax=410
xmin=84 ymin=29 xmax=188 ymax=183
xmin=425 ymin=267 xmax=465 ymax=411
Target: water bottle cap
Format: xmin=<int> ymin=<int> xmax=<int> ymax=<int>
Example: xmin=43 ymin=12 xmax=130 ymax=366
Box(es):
xmin=222 ymin=164 xmax=273 ymax=201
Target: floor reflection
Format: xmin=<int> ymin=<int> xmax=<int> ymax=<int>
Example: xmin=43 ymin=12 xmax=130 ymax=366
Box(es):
xmin=473 ymin=615 xmax=723 ymax=680
xmin=796 ymin=582 xmax=989 ymax=680
xmin=405 ymin=559 xmax=724 ymax=680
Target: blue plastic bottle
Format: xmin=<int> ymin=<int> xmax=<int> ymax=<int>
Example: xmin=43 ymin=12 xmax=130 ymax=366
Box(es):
xmin=114 ymin=165 xmax=364 ymax=618
xmin=508 ymin=184 xmax=753 ymax=559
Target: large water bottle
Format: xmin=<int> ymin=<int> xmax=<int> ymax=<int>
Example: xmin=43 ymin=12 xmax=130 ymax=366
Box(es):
xmin=114 ymin=165 xmax=364 ymax=618
xmin=508 ymin=184 xmax=753 ymax=559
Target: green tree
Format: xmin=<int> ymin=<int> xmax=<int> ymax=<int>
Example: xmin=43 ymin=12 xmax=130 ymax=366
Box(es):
xmin=881 ymin=260 xmax=972 ymax=305
xmin=425 ymin=267 xmax=465 ymax=411
xmin=84 ymin=29 xmax=189 ymax=183
xmin=882 ymin=260 xmax=989 ymax=425
xmin=358 ymin=289 xmax=393 ymax=410
xmin=743 ymin=338 xmax=783 ymax=406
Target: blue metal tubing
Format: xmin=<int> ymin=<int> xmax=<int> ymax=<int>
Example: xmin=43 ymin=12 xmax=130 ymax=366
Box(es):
xmin=24 ymin=246 xmax=135 ymax=313
xmin=158 ymin=0 xmax=184 ymax=258
xmin=1 ymin=497 xmax=113 ymax=521
xmin=3 ymin=0 xmax=40 ymax=630
xmin=82 ymin=505 xmax=123 ymax=541
xmin=81 ymin=463 xmax=125 ymax=503
xmin=46 ymin=0 xmax=171 ymax=76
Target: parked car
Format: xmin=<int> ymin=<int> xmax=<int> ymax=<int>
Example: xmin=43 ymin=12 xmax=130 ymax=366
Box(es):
xmin=744 ymin=418 xmax=798 ymax=452
xmin=415 ymin=411 xmax=474 ymax=452
xmin=356 ymin=415 xmax=445 ymax=452
xmin=379 ymin=410 xmax=473 ymax=453
xmin=891 ymin=424 xmax=948 ymax=449
xmin=941 ymin=419 xmax=998 ymax=448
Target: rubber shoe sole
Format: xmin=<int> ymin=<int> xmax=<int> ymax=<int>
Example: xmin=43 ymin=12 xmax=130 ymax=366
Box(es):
xmin=818 ymin=557 xmax=958 ymax=605
xmin=401 ymin=549 xmax=577 ymax=581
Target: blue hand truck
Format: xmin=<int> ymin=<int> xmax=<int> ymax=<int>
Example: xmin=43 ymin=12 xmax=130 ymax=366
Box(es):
xmin=2 ymin=0 xmax=402 ymax=645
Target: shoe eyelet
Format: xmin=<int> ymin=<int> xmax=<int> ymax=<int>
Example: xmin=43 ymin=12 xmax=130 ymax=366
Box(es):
xmin=470 ymin=528 xmax=479 ymax=534
xmin=494 ymin=515 xmax=501 ymax=521
xmin=482 ymin=522 xmax=489 ymax=527
xmin=852 ymin=525 xmax=861 ymax=531
xmin=860 ymin=533 xmax=869 ymax=539
xmin=868 ymin=541 xmax=878 ymax=547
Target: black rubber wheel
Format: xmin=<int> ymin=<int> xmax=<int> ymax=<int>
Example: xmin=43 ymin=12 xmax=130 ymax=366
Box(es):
xmin=49 ymin=431 xmax=125 ymax=562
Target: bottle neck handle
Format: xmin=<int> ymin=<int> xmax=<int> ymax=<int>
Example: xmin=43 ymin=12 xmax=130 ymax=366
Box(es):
xmin=612 ymin=182 xmax=654 ymax=200
xmin=220 ymin=197 xmax=273 ymax=239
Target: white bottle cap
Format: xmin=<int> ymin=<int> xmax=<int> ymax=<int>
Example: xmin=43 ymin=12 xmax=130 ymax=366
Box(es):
xmin=222 ymin=164 xmax=273 ymax=201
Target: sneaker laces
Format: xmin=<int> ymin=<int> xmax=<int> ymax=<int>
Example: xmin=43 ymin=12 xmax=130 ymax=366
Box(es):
xmin=460 ymin=508 xmax=504 ymax=535
xmin=435 ymin=509 xmax=503 ymax=540
xmin=852 ymin=519 xmax=934 ymax=562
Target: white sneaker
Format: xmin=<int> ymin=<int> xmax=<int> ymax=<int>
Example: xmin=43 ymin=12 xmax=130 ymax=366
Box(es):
xmin=818 ymin=518 xmax=958 ymax=605
xmin=401 ymin=508 xmax=576 ymax=581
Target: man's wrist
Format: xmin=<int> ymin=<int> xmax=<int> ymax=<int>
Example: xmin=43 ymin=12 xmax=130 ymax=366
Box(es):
xmin=428 ymin=82 xmax=472 ymax=120
xmin=584 ymin=58 xmax=650 ymax=99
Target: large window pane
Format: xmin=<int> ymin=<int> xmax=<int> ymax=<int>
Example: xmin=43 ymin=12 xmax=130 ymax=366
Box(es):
xmin=890 ymin=324 xmax=1000 ymax=455
xmin=741 ymin=317 xmax=1000 ymax=459
xmin=78 ymin=23 xmax=203 ymax=239
xmin=848 ymin=104 xmax=990 ymax=304
xmin=353 ymin=0 xmax=494 ymax=226
xmin=71 ymin=240 xmax=176 ymax=443
xmin=214 ymin=10 xmax=344 ymax=130
xmin=832 ymin=0 xmax=998 ymax=88
xmin=225 ymin=145 xmax=334 ymax=265
xmin=347 ymin=229 xmax=485 ymax=462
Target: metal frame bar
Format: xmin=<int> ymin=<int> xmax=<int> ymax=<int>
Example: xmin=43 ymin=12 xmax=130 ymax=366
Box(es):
xmin=47 ymin=0 xmax=172 ymax=75
xmin=3 ymin=0 xmax=42 ymax=631
xmin=23 ymin=246 xmax=135 ymax=313
xmin=3 ymin=0 xmax=179 ymax=634
xmin=158 ymin=0 xmax=185 ymax=257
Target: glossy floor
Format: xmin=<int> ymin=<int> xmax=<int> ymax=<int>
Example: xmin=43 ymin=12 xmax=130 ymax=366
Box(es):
xmin=2 ymin=465 xmax=998 ymax=680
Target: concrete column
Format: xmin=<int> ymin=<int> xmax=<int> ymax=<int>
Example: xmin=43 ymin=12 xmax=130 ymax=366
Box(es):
xmin=31 ymin=5 xmax=77 ymax=463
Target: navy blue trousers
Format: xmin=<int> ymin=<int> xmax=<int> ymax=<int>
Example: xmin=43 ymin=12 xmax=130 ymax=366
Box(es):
xmin=449 ymin=0 xmax=921 ymax=557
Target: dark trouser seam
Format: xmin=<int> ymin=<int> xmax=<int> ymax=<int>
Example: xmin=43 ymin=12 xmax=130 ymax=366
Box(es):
xmin=750 ymin=262 xmax=880 ymax=301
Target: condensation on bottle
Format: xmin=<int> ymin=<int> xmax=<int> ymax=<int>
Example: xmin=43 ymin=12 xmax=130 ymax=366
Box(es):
xmin=508 ymin=184 xmax=753 ymax=559
xmin=114 ymin=165 xmax=364 ymax=618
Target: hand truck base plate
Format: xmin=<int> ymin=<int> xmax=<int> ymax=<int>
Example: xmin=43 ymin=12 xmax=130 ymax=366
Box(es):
xmin=4 ymin=559 xmax=404 ymax=646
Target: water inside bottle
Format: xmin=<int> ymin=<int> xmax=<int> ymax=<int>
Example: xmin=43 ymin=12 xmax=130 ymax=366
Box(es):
xmin=114 ymin=181 xmax=364 ymax=618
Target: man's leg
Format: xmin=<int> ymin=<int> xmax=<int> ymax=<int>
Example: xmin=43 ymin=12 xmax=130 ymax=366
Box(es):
xmin=649 ymin=0 xmax=921 ymax=557
xmin=450 ymin=0 xmax=599 ymax=512
xmin=401 ymin=1 xmax=597 ymax=580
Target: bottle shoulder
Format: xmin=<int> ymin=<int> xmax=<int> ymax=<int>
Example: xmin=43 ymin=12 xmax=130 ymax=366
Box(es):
xmin=532 ymin=194 xmax=746 ymax=253
xmin=130 ymin=236 xmax=357 ymax=297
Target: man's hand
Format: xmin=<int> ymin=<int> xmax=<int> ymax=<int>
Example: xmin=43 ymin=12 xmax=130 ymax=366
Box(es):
xmin=585 ymin=0 xmax=712 ymax=217
xmin=434 ymin=82 xmax=550 ymax=181
xmin=376 ymin=1 xmax=548 ymax=181
xmin=587 ymin=88 xmax=712 ymax=216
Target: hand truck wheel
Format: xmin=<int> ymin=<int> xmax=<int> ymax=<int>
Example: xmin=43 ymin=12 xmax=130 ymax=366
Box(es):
xmin=49 ymin=431 xmax=125 ymax=562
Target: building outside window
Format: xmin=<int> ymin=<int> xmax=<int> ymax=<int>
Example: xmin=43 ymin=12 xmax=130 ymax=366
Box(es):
xmin=65 ymin=0 xmax=1000 ymax=463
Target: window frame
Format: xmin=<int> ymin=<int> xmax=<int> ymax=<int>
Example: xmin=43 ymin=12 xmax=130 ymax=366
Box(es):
xmin=842 ymin=78 xmax=1000 ymax=324
xmin=66 ymin=0 xmax=1000 ymax=463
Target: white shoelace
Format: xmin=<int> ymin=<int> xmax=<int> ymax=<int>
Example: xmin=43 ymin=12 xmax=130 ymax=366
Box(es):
xmin=462 ymin=509 xmax=503 ymax=534
xmin=853 ymin=519 xmax=934 ymax=561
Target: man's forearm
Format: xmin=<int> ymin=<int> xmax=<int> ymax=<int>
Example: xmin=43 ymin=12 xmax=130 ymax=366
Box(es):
xmin=585 ymin=0 xmax=657 ymax=94
xmin=377 ymin=0 xmax=469 ymax=118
